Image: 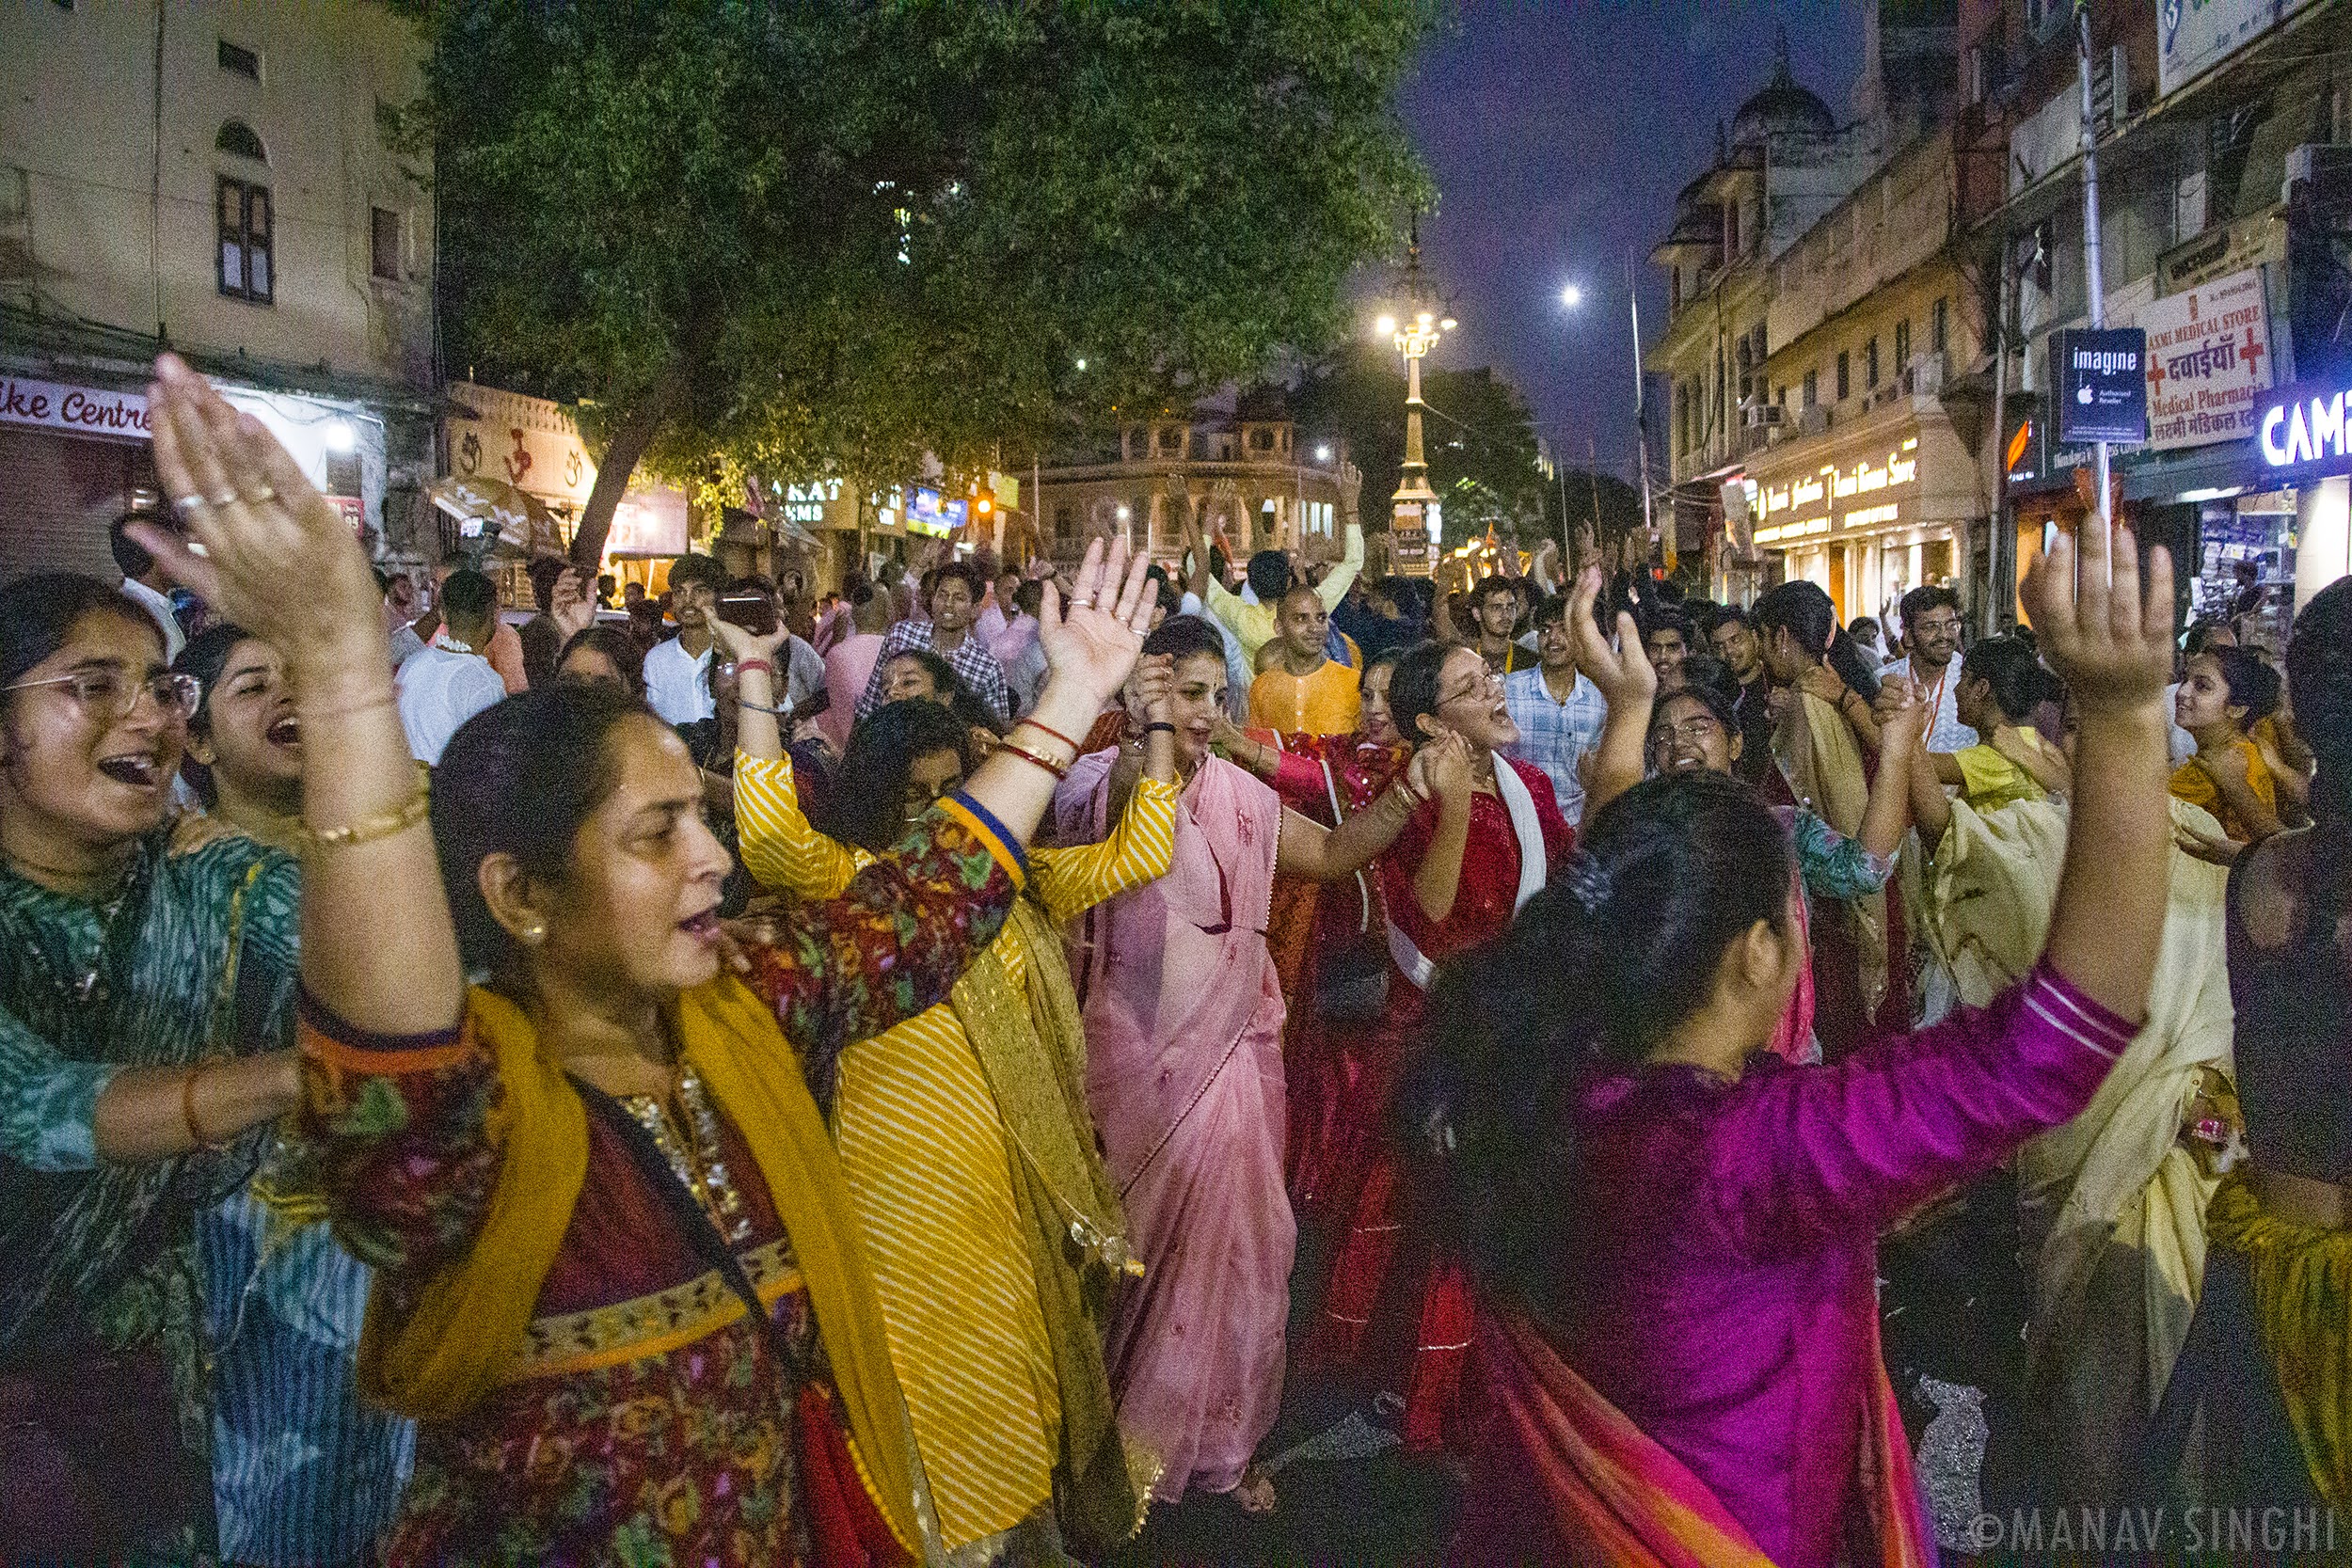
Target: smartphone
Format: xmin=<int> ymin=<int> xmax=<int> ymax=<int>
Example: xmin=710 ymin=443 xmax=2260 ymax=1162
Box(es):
xmin=718 ymin=594 xmax=777 ymax=637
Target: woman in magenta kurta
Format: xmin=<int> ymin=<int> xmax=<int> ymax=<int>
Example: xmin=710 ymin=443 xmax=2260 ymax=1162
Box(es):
xmin=1420 ymin=534 xmax=2181 ymax=1567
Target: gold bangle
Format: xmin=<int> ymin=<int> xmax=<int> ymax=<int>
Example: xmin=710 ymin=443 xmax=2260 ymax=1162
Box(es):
xmin=181 ymin=1059 xmax=224 ymax=1150
xmin=995 ymin=740 xmax=1070 ymax=782
xmin=292 ymin=766 xmax=431 ymax=851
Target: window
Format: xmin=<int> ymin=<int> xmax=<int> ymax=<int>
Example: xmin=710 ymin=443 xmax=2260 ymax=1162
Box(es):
xmin=1894 ymin=320 xmax=1911 ymax=376
xmin=215 ymin=120 xmax=266 ymax=163
xmin=217 ymin=176 xmax=272 ymax=304
xmin=1836 ymin=350 xmax=1851 ymax=402
xmin=1803 ymin=369 xmax=1818 ymax=407
xmin=1931 ymin=296 xmax=1949 ymax=356
xmin=218 ymin=40 xmax=261 ymax=80
xmin=1865 ymin=337 xmax=1881 ymax=389
xmin=371 ymin=206 xmax=401 ymax=281
xmin=1736 ymin=337 xmax=1754 ymax=404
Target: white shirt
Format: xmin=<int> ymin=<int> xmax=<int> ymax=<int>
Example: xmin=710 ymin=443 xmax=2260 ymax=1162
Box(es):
xmin=396 ymin=643 xmax=507 ymax=766
xmin=643 ymin=636 xmax=716 ymax=726
xmin=120 ymin=578 xmax=184 ymax=662
xmin=1883 ymin=655 xmax=1979 ymax=752
xmin=780 ymin=634 xmax=827 ymax=715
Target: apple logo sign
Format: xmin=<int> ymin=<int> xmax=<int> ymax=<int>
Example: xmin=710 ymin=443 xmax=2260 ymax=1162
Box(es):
xmin=2077 ymin=383 xmax=2094 ymax=404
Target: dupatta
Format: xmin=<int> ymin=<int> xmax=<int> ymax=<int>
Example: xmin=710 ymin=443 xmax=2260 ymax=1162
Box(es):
xmin=1460 ymin=1307 xmax=1932 ymax=1567
xmin=356 ymin=978 xmax=923 ymax=1555
xmin=1774 ymin=689 xmax=1889 ymax=1024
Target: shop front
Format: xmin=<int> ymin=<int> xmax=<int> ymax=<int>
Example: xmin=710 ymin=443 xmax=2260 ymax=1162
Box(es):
xmin=2253 ymin=374 xmax=2352 ymax=615
xmin=1745 ymin=406 xmax=1981 ymax=630
xmin=1 ymin=370 xmax=391 ymax=585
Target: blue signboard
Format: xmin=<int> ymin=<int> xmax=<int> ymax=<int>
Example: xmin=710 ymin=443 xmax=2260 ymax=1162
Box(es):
xmin=2055 ymin=327 xmax=2150 ymax=445
xmin=2254 ymin=377 xmax=2352 ymax=483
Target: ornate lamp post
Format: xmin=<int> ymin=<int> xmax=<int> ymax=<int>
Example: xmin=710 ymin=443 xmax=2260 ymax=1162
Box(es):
xmin=1378 ymin=229 xmax=1454 ymax=578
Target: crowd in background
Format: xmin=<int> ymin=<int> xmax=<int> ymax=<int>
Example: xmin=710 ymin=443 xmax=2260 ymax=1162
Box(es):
xmin=7 ymin=352 xmax=2352 ymax=1568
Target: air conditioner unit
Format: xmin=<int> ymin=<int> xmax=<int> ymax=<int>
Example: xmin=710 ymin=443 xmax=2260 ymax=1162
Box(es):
xmin=1741 ymin=404 xmax=1788 ymax=430
xmin=1901 ymin=354 xmax=1948 ymax=398
xmin=2285 ymin=144 xmax=2352 ymax=209
xmin=1798 ymin=405 xmax=1831 ymax=436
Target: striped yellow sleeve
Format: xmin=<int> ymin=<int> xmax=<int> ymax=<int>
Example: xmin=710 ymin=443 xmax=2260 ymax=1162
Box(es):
xmin=734 ymin=751 xmax=865 ymax=900
xmin=1032 ymin=775 xmax=1178 ymax=924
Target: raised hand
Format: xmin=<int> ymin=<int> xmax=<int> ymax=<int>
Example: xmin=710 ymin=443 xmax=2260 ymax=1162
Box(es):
xmin=1036 ymin=535 xmax=1156 ymax=716
xmin=1123 ymin=653 xmax=1174 ymax=725
xmin=709 ymin=615 xmax=788 ymax=666
xmin=550 ymin=566 xmax=597 ymax=639
xmin=1567 ymin=565 xmax=1656 ymax=707
xmin=1878 ymin=678 xmax=1929 ymax=753
xmin=1422 ymin=730 xmax=1475 ymax=804
xmin=134 ymin=355 xmax=379 ymax=671
xmin=2021 ymin=520 xmax=2174 ymax=717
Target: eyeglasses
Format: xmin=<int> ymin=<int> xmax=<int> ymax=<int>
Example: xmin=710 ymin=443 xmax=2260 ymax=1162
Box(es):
xmin=1650 ymin=716 xmax=1724 ymax=747
xmin=1437 ymin=669 xmax=1504 ymax=705
xmin=4 ymin=668 xmax=201 ymax=723
xmin=1910 ymin=616 xmax=1963 ymax=637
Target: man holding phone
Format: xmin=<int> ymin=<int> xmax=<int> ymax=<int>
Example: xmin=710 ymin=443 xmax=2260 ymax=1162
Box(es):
xmin=643 ymin=552 xmax=726 ymax=725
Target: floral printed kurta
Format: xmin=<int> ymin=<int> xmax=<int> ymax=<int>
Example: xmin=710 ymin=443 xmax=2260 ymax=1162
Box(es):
xmin=302 ymin=799 xmax=1027 ymax=1566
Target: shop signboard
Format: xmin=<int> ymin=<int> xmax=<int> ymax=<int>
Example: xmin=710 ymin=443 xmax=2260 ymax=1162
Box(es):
xmin=445 ymin=381 xmax=596 ymax=510
xmin=606 ymin=485 xmax=691 ymax=557
xmin=2159 ymin=0 xmax=2318 ymax=98
xmin=905 ymin=486 xmax=969 ymax=539
xmin=2132 ymin=268 xmax=2275 ymax=451
xmin=0 ymin=375 xmax=151 ymax=438
xmin=2054 ymin=328 xmax=2150 ymax=444
xmin=2255 ymin=376 xmax=2352 ymax=483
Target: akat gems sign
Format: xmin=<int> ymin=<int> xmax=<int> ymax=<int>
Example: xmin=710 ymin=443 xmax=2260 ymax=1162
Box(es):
xmin=2132 ymin=268 xmax=2275 ymax=451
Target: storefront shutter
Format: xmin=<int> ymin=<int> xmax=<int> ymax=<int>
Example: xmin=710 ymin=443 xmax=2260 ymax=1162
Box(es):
xmin=0 ymin=426 xmax=157 ymax=586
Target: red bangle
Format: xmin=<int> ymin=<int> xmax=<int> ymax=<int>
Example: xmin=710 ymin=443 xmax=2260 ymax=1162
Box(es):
xmin=736 ymin=658 xmax=774 ymax=678
xmin=996 ymin=741 xmax=1070 ymax=782
xmin=1019 ymin=718 xmax=1084 ymax=752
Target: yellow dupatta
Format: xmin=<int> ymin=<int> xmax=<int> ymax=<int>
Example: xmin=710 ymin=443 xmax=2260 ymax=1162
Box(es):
xmin=355 ymin=978 xmax=922 ymax=1552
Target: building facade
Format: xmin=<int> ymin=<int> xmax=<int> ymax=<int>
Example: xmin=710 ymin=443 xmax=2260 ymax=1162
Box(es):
xmin=1034 ymin=387 xmax=1362 ymax=569
xmin=0 ymin=0 xmax=437 ymax=584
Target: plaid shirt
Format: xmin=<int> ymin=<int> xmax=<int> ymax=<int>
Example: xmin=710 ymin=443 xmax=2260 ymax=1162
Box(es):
xmin=858 ymin=619 xmax=1012 ymax=721
xmin=1502 ymin=665 xmax=1608 ymax=826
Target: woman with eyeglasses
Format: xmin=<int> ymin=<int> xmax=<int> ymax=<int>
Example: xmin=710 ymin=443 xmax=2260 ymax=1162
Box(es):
xmin=726 ymin=662 xmax=1181 ymax=1557
xmin=1309 ymin=635 xmax=1569 ymax=1455
xmin=0 ymin=572 xmax=310 ymax=1562
xmin=1052 ymin=614 xmax=1433 ymax=1515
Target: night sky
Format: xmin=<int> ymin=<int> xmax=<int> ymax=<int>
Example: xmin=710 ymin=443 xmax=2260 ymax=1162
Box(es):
xmin=1394 ymin=2 xmax=1869 ymax=483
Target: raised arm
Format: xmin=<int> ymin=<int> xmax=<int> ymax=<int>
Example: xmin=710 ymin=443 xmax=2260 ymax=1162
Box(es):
xmin=1314 ymin=520 xmax=1366 ymax=608
xmin=1409 ymin=735 xmax=1478 ymax=922
xmin=1853 ymin=687 xmax=1921 ymax=860
xmin=733 ymin=748 xmax=864 ymax=902
xmin=1565 ymin=566 xmax=1657 ymax=819
xmin=1275 ymin=745 xmax=1432 ymax=881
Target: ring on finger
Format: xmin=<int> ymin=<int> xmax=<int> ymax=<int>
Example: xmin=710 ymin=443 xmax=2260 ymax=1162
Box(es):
xmin=244 ymin=483 xmax=277 ymax=503
xmin=210 ymin=490 xmax=239 ymax=507
xmin=172 ymin=494 xmax=209 ymax=517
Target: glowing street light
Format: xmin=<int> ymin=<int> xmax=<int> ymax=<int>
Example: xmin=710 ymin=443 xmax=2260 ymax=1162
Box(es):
xmin=1315 ymin=444 xmax=1332 ymax=463
xmin=1561 ymin=284 xmax=1583 ymax=309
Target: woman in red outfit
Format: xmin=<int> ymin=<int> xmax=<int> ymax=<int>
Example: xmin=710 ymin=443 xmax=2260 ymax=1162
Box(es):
xmin=1311 ymin=639 xmax=1571 ymax=1449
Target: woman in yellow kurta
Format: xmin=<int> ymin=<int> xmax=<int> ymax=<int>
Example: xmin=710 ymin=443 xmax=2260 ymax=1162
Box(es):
xmin=2171 ymin=646 xmax=2285 ymax=849
xmin=731 ymin=658 xmax=1180 ymax=1560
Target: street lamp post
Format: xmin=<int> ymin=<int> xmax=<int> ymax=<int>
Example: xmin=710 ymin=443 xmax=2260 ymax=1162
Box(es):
xmin=1386 ymin=306 xmax=1452 ymax=577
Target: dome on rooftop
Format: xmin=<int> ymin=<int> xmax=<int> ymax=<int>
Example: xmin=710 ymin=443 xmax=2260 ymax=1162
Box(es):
xmin=1731 ymin=29 xmax=1836 ymax=147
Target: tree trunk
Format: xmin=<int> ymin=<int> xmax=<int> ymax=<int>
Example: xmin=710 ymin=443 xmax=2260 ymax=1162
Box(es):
xmin=568 ymin=361 xmax=691 ymax=569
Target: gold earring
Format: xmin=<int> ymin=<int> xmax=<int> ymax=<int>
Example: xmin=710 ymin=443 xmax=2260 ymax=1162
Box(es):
xmin=520 ymin=919 xmax=547 ymax=944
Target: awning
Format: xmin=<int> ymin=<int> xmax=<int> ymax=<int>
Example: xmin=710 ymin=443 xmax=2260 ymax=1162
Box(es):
xmin=429 ymin=474 xmax=564 ymax=560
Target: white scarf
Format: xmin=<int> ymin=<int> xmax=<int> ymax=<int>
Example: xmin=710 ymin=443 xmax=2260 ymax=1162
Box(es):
xmin=1388 ymin=757 xmax=1547 ymax=991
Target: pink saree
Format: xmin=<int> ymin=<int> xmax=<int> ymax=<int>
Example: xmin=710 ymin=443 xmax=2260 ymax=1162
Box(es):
xmin=1057 ymin=752 xmax=1295 ymax=1501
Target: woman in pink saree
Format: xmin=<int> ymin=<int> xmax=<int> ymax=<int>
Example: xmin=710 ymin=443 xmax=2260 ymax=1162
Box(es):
xmin=1053 ymin=616 xmax=1438 ymax=1513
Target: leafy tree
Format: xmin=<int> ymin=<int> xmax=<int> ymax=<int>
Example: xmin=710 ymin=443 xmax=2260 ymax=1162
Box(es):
xmin=398 ymin=1 xmax=1438 ymax=565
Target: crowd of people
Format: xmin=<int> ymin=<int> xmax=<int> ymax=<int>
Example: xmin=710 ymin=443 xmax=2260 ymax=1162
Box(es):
xmin=1 ymin=350 xmax=2347 ymax=1568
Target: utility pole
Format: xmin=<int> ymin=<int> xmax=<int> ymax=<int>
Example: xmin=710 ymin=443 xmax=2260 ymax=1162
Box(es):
xmin=2075 ymin=1 xmax=2111 ymax=540
xmin=1629 ymin=251 xmax=1659 ymax=553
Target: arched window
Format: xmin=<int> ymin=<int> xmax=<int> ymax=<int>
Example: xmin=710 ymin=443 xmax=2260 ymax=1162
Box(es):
xmin=215 ymin=120 xmax=266 ymax=163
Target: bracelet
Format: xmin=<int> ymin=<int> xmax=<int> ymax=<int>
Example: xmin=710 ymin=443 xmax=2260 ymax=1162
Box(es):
xmin=181 ymin=1060 xmax=223 ymax=1150
xmin=1019 ymin=718 xmax=1084 ymax=752
xmin=995 ymin=740 xmax=1070 ymax=782
xmin=735 ymin=658 xmax=774 ymax=678
xmin=292 ymin=767 xmax=431 ymax=851
xmin=1141 ymin=721 xmax=1177 ymax=737
xmin=736 ymin=698 xmax=792 ymax=715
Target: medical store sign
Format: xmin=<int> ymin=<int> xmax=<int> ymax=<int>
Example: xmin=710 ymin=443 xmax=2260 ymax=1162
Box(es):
xmin=2135 ymin=268 xmax=2274 ymax=451
xmin=0 ymin=376 xmax=152 ymax=437
xmin=2257 ymin=378 xmax=2352 ymax=482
